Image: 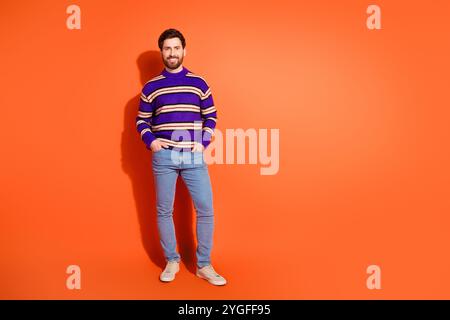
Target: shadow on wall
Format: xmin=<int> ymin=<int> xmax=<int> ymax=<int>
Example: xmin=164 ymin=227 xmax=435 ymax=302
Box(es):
xmin=120 ymin=51 xmax=197 ymax=274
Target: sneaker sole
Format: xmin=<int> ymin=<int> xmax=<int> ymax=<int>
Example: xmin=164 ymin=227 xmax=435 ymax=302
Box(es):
xmin=196 ymin=271 xmax=227 ymax=286
xmin=160 ymin=276 xmax=176 ymax=282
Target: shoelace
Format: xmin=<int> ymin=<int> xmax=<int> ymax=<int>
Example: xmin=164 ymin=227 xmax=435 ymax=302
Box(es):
xmin=203 ymin=266 xmax=221 ymax=277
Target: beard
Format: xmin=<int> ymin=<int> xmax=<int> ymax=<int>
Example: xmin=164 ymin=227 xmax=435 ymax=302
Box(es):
xmin=164 ymin=54 xmax=184 ymax=70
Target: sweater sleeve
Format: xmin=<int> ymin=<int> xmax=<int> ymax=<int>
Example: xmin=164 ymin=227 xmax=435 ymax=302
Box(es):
xmin=200 ymin=84 xmax=217 ymax=149
xmin=136 ymin=88 xmax=157 ymax=150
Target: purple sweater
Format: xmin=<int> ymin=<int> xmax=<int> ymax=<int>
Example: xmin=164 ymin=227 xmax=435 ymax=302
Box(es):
xmin=136 ymin=66 xmax=217 ymax=151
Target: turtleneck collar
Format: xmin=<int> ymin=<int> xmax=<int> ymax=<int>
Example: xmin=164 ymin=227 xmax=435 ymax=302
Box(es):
xmin=162 ymin=66 xmax=188 ymax=78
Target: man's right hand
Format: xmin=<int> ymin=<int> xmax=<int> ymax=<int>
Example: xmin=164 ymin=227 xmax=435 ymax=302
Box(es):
xmin=150 ymin=139 xmax=170 ymax=152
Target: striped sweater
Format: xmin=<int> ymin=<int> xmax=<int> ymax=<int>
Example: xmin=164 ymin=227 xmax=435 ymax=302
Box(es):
xmin=136 ymin=66 xmax=217 ymax=151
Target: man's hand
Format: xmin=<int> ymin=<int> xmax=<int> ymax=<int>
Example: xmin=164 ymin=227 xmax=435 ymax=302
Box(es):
xmin=191 ymin=142 xmax=204 ymax=153
xmin=150 ymin=139 xmax=169 ymax=152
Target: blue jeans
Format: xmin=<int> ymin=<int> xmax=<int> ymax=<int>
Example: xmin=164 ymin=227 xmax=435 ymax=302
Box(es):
xmin=152 ymin=148 xmax=214 ymax=268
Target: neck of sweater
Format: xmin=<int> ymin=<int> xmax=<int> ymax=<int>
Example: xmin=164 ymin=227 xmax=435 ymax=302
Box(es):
xmin=162 ymin=66 xmax=188 ymax=78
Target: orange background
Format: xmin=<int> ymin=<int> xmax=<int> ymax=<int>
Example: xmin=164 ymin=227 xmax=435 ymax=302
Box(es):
xmin=1 ymin=0 xmax=449 ymax=299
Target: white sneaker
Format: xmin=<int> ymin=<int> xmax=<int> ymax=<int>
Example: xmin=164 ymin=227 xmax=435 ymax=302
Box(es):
xmin=160 ymin=260 xmax=179 ymax=282
xmin=196 ymin=264 xmax=227 ymax=286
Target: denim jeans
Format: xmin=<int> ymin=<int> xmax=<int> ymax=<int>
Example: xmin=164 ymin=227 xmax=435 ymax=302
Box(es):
xmin=152 ymin=148 xmax=214 ymax=268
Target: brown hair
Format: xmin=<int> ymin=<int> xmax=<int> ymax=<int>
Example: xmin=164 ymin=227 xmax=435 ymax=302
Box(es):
xmin=158 ymin=28 xmax=186 ymax=50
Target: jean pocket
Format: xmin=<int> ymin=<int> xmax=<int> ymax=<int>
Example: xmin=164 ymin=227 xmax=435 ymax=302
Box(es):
xmin=153 ymin=148 xmax=166 ymax=155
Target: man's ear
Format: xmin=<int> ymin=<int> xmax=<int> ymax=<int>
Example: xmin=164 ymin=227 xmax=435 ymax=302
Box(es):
xmin=183 ymin=47 xmax=187 ymax=57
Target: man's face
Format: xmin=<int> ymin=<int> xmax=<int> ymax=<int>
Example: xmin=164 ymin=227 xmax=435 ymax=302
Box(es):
xmin=161 ymin=37 xmax=185 ymax=70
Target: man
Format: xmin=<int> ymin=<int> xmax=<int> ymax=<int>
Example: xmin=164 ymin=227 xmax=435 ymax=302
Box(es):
xmin=136 ymin=28 xmax=226 ymax=286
